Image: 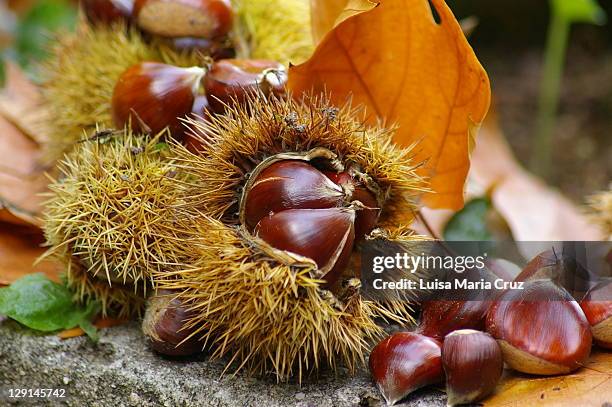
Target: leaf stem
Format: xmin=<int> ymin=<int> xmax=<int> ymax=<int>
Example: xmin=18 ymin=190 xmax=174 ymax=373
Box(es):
xmin=531 ymin=11 xmax=570 ymax=178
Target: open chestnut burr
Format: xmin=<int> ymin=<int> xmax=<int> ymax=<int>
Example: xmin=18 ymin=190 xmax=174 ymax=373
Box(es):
xmin=239 ymin=150 xmax=381 ymax=286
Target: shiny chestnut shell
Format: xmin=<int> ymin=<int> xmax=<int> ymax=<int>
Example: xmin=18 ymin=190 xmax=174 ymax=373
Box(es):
xmin=81 ymin=0 xmax=134 ymax=25
xmin=204 ymin=59 xmax=287 ymax=113
xmin=369 ymin=332 xmax=443 ymax=405
xmin=486 ymin=280 xmax=592 ymax=375
xmin=255 ymin=208 xmax=355 ymax=286
xmin=580 ymin=280 xmax=612 ymax=349
xmin=142 ymin=290 xmax=202 ymax=356
xmin=112 ymin=62 xmax=205 ymax=139
xmin=418 ymin=300 xmax=490 ymax=342
xmin=442 ymin=329 xmax=503 ymax=406
xmin=243 ymin=160 xmax=344 ymax=230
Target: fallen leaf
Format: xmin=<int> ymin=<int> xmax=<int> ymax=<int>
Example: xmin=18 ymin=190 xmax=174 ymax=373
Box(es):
xmin=58 ymin=317 xmax=128 ymax=339
xmin=0 ymin=107 xmax=48 ymax=227
xmin=289 ymin=0 xmax=491 ymax=210
xmin=0 ymin=224 xmax=60 ymax=285
xmin=309 ymin=0 xmax=376 ymax=45
xmin=471 ymin=108 xmax=602 ymax=241
xmin=485 ymin=351 xmax=612 ymax=406
xmin=0 ymin=62 xmax=49 ymax=145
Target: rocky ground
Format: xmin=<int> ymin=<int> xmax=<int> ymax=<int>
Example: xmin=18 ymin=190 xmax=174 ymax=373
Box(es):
xmin=0 ymin=320 xmax=445 ymax=407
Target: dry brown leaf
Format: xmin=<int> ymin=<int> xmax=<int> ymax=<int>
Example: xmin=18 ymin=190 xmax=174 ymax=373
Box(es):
xmin=0 ymin=66 xmax=50 ymax=228
xmin=58 ymin=317 xmax=128 ymax=339
xmin=289 ymin=0 xmax=491 ymax=210
xmin=309 ymin=0 xmax=376 ymax=45
xmin=0 ymin=62 xmax=49 ymax=145
xmin=471 ymin=108 xmax=602 ymax=241
xmin=0 ymin=224 xmax=61 ymax=285
xmin=485 ymin=351 xmax=612 ymax=406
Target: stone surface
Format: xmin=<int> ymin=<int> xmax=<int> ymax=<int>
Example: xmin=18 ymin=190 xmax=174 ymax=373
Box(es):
xmin=0 ymin=321 xmax=446 ymax=406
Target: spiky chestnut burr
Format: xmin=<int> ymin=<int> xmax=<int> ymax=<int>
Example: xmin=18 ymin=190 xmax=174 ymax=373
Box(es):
xmin=112 ymin=62 xmax=206 ymax=138
xmin=142 ymin=290 xmax=203 ymax=356
xmin=81 ymin=0 xmax=134 ymax=25
xmin=580 ymin=280 xmax=612 ymax=349
xmin=134 ymin=0 xmax=233 ymax=39
xmin=442 ymin=330 xmax=503 ymax=406
xmin=230 ymin=0 xmax=313 ymax=66
xmin=204 ymin=59 xmax=287 ymax=113
xmin=587 ymin=186 xmax=612 ymax=240
xmin=42 ymin=131 xmax=187 ymax=317
xmin=369 ymin=332 xmax=443 ymax=405
xmin=153 ymin=94 xmax=427 ymax=381
xmin=486 ymin=280 xmax=592 ymax=375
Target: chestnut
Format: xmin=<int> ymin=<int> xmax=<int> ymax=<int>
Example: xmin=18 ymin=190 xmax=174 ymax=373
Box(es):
xmin=134 ymin=0 xmax=233 ymax=39
xmin=580 ymin=280 xmax=612 ymax=349
xmin=166 ymin=36 xmax=235 ymax=60
xmin=142 ymin=290 xmax=203 ymax=356
xmin=204 ymin=59 xmax=287 ymax=113
xmin=324 ymin=170 xmax=380 ymax=240
xmin=442 ymin=329 xmax=503 ymax=406
xmin=486 ymin=280 xmax=592 ymax=375
xmin=81 ymin=0 xmax=134 ymax=25
xmin=111 ymin=62 xmax=206 ymax=138
xmin=243 ymin=160 xmax=345 ymax=230
xmin=418 ymin=300 xmax=490 ymax=342
xmin=369 ymin=332 xmax=443 ymax=405
xmin=254 ymin=208 xmax=356 ymax=286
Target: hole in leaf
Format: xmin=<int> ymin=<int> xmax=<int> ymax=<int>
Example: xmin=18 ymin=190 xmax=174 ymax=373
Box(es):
xmin=427 ymin=0 xmax=442 ymax=24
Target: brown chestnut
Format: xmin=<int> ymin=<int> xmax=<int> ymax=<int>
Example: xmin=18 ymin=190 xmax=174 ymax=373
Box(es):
xmin=418 ymin=300 xmax=490 ymax=342
xmin=486 ymin=280 xmax=592 ymax=375
xmin=243 ymin=160 xmax=345 ymax=230
xmin=81 ymin=0 xmax=134 ymax=25
xmin=134 ymin=0 xmax=233 ymax=39
xmin=166 ymin=36 xmax=235 ymax=60
xmin=442 ymin=329 xmax=503 ymax=406
xmin=323 ymin=170 xmax=380 ymax=240
xmin=112 ymin=62 xmax=206 ymax=138
xmin=142 ymin=290 xmax=202 ymax=356
xmin=204 ymin=59 xmax=287 ymax=113
xmin=369 ymin=332 xmax=443 ymax=405
xmin=254 ymin=208 xmax=355 ymax=286
xmin=580 ymin=280 xmax=612 ymax=349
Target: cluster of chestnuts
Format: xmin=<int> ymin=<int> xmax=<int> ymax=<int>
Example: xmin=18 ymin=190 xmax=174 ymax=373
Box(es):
xmin=111 ymin=58 xmax=286 ymax=141
xmin=369 ymin=253 xmax=611 ymax=406
xmin=83 ymin=0 xmax=288 ymax=147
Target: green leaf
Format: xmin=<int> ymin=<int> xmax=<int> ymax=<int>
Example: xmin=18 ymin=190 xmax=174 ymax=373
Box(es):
xmin=0 ymin=273 xmax=99 ymax=340
xmin=444 ymin=197 xmax=493 ymax=241
xmin=551 ymin=0 xmax=607 ymax=25
xmin=14 ymin=0 xmax=77 ymax=73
